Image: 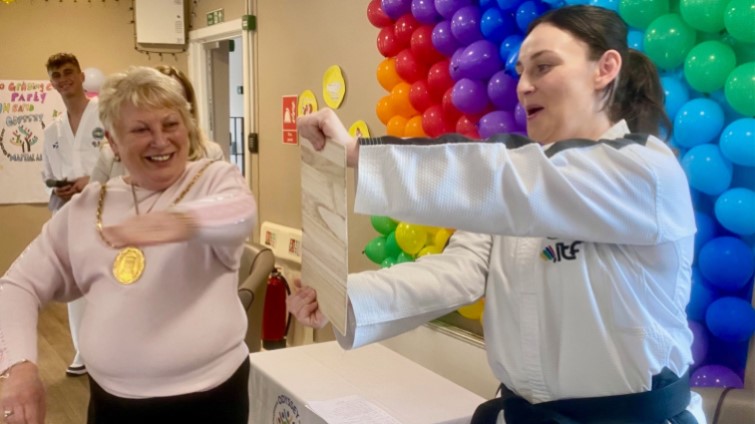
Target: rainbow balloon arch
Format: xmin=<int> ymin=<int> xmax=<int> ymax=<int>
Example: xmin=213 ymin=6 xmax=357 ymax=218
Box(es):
xmin=362 ymin=0 xmax=755 ymax=389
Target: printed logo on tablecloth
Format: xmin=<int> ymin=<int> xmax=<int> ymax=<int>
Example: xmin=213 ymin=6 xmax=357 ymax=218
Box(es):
xmin=273 ymin=394 xmax=301 ymax=424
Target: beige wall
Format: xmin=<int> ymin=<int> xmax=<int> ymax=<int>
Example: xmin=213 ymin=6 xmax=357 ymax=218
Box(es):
xmin=255 ymin=0 xmax=383 ymax=272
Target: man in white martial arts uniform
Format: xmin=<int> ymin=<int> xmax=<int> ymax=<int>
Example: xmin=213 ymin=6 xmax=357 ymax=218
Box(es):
xmin=41 ymin=52 xmax=105 ymax=377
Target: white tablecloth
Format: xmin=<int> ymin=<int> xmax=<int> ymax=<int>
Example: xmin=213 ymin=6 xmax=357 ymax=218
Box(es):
xmin=248 ymin=341 xmax=485 ymax=423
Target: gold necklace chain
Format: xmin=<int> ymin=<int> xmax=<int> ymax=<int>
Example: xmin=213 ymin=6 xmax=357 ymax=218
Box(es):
xmin=96 ymin=160 xmax=215 ymax=248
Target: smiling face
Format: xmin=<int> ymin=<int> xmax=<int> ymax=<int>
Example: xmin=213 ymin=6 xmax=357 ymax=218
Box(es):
xmin=48 ymin=62 xmax=85 ymax=99
xmin=108 ymin=102 xmax=189 ymax=191
xmin=516 ymin=23 xmax=618 ymax=144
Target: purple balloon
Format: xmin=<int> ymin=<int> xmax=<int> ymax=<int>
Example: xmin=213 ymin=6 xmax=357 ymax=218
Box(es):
xmin=479 ymin=110 xmax=516 ymax=138
xmin=691 ymin=364 xmax=744 ymax=388
xmin=488 ymin=70 xmax=518 ymax=110
xmin=451 ymin=78 xmax=489 ymax=114
xmin=451 ymin=6 xmax=483 ymax=45
xmin=432 ymin=20 xmax=460 ymax=57
xmin=412 ymin=0 xmax=441 ymax=24
xmin=382 ymin=0 xmax=413 ymax=20
xmin=449 ymin=47 xmax=465 ymax=80
xmin=688 ymin=320 xmax=709 ymax=368
xmin=514 ymin=102 xmax=527 ymax=128
xmin=459 ymin=40 xmax=503 ymax=80
xmin=434 ymin=0 xmax=473 ymax=19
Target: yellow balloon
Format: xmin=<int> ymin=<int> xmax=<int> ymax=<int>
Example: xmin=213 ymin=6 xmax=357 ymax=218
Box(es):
xmin=434 ymin=228 xmax=453 ymax=248
xmin=394 ymin=222 xmax=428 ymax=255
xmin=417 ymin=244 xmax=442 ymax=257
xmin=458 ymin=298 xmax=485 ymax=320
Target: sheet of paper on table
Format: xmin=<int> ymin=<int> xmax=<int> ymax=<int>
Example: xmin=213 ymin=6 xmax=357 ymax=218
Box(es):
xmin=306 ymin=395 xmax=401 ymax=424
xmin=300 ymin=139 xmax=349 ymax=335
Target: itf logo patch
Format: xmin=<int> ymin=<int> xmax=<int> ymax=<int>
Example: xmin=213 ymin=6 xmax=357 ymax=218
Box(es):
xmin=273 ymin=394 xmax=301 ymax=424
xmin=541 ymin=241 xmax=582 ymax=262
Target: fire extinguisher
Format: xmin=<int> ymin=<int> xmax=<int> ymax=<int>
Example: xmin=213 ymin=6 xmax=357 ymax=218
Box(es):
xmin=262 ymin=268 xmax=291 ymax=350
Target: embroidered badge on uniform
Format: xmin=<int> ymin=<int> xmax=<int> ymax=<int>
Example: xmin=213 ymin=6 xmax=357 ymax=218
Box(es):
xmin=540 ymin=241 xmax=583 ymax=262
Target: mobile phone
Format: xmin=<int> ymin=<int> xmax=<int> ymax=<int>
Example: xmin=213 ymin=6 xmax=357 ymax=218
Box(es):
xmin=45 ymin=179 xmax=72 ymax=188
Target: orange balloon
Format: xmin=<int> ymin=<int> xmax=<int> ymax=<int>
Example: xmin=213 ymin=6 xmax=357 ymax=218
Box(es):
xmin=376 ymin=95 xmax=394 ymax=125
xmin=403 ymin=115 xmax=426 ymax=137
xmin=390 ymin=82 xmax=417 ymax=118
xmin=386 ymin=115 xmax=408 ymax=137
xmin=376 ymin=57 xmax=403 ymax=92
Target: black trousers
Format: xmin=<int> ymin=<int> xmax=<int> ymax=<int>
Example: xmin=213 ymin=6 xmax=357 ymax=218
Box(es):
xmin=87 ymin=359 xmax=250 ymax=424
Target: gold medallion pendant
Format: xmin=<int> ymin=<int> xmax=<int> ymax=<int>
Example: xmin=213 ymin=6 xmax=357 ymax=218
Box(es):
xmin=112 ymin=246 xmax=145 ymax=285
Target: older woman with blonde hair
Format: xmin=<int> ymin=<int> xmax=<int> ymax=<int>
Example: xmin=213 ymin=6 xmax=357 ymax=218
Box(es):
xmin=0 ymin=66 xmax=256 ymax=424
xmin=90 ymin=65 xmax=223 ymax=184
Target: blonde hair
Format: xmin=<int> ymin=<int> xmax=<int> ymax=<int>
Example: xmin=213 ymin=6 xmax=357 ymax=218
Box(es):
xmin=98 ymin=66 xmax=204 ymax=161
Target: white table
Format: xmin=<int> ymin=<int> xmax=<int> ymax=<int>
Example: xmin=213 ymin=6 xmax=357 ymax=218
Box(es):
xmin=248 ymin=341 xmax=485 ymax=423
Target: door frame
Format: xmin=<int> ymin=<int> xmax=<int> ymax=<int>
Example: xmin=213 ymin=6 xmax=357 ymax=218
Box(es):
xmin=188 ymin=19 xmax=258 ymax=200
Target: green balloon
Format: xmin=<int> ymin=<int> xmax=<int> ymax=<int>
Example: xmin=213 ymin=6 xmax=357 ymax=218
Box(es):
xmin=725 ymin=62 xmax=755 ymax=116
xmin=396 ymin=252 xmax=415 ymax=264
xmin=721 ymin=34 xmax=755 ymax=63
xmin=370 ymin=215 xmax=398 ymax=235
xmin=644 ymin=14 xmax=698 ymax=70
xmin=619 ymin=0 xmax=670 ymax=29
xmin=724 ymin=0 xmax=755 ymax=43
xmin=364 ymin=236 xmax=388 ymax=264
xmin=684 ymin=41 xmax=737 ymax=93
xmin=380 ymin=256 xmax=397 ymax=268
xmin=385 ymin=231 xmax=403 ymax=258
xmin=680 ymin=0 xmax=727 ymax=33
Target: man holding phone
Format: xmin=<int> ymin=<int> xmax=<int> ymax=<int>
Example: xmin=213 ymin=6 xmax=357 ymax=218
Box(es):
xmin=41 ymin=52 xmax=105 ymax=377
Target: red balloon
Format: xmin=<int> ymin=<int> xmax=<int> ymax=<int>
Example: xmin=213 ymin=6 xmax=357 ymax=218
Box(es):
xmin=367 ymin=0 xmax=393 ymax=28
xmin=409 ymin=80 xmax=434 ymax=112
xmin=441 ymin=87 xmax=462 ymax=123
xmin=395 ymin=48 xmax=428 ymax=83
xmin=394 ymin=14 xmax=421 ymax=47
xmin=410 ymin=25 xmax=444 ymax=64
xmin=426 ymin=60 xmax=454 ymax=102
xmin=422 ymin=105 xmax=451 ymax=137
xmin=377 ymin=27 xmax=403 ymax=57
xmin=456 ymin=115 xmax=480 ymax=139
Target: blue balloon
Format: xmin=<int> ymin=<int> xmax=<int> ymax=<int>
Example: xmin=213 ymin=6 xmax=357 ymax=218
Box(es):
xmin=681 ymin=144 xmax=733 ymax=196
xmin=627 ymin=29 xmax=644 ymax=50
xmin=496 ymin=0 xmax=521 ymax=10
xmin=705 ymin=297 xmax=755 ymax=343
xmin=715 ymin=188 xmax=755 ymax=236
xmin=480 ymin=0 xmax=497 ymax=8
xmin=515 ymin=1 xmax=548 ymax=33
xmin=499 ymin=34 xmax=523 ymax=61
xmin=709 ymin=90 xmax=745 ymax=124
xmin=674 ymin=98 xmax=725 ymax=148
xmin=694 ymin=211 xmax=718 ymax=257
xmin=542 ymin=0 xmax=565 ymax=6
xmin=731 ymin=165 xmax=755 ymax=191
xmin=687 ymin=267 xmax=718 ymax=321
xmin=660 ymin=76 xmax=689 ymax=119
xmin=480 ymin=7 xmax=515 ymax=43
xmin=719 ymin=118 xmax=755 ymax=167
xmin=698 ymin=236 xmax=755 ymax=293
xmin=588 ymin=0 xmax=618 ymax=11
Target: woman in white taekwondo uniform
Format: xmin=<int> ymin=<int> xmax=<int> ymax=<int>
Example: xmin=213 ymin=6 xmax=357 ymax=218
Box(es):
xmin=291 ymin=5 xmax=704 ymax=424
xmin=41 ymin=53 xmax=105 ymax=378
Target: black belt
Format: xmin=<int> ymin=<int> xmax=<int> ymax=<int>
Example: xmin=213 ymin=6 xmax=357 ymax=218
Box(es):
xmin=471 ymin=368 xmax=697 ymax=424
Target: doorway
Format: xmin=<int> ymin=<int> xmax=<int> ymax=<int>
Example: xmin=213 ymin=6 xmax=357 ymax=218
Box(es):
xmin=188 ymin=20 xmax=257 ymax=192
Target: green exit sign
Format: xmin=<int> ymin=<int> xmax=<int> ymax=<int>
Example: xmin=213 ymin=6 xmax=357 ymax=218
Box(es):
xmin=206 ymin=9 xmax=224 ymax=26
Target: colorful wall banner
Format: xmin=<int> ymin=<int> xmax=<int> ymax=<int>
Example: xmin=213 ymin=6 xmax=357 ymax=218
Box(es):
xmin=0 ymin=80 xmax=65 ymax=204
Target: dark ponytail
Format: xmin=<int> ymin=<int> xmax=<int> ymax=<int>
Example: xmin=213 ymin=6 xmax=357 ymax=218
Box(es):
xmin=612 ymin=50 xmax=671 ymax=138
xmin=529 ymin=5 xmax=671 ymax=139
